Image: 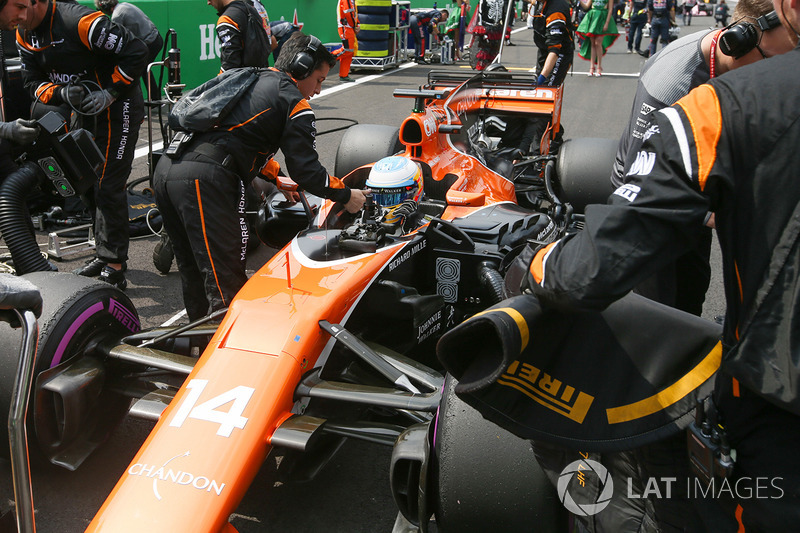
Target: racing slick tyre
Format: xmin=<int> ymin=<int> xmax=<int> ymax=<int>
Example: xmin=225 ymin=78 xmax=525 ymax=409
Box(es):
xmin=556 ymin=137 xmax=617 ymax=214
xmin=0 ymin=272 xmax=139 ymax=468
xmin=334 ymin=124 xmax=404 ymax=178
xmin=433 ymin=374 xmax=564 ymax=532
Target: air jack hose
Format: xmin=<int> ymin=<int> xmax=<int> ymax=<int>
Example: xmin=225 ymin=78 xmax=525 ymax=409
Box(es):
xmin=478 ymin=261 xmax=506 ymax=305
xmin=0 ymin=161 xmax=56 ymax=274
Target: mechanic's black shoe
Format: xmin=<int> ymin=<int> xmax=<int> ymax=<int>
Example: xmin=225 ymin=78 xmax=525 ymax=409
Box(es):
xmin=637 ymin=49 xmax=650 ymax=58
xmin=99 ymin=265 xmax=127 ymax=290
xmin=414 ymin=57 xmax=429 ymax=64
xmin=73 ymin=257 xmax=106 ymax=277
xmin=73 ymin=257 xmax=127 ymax=277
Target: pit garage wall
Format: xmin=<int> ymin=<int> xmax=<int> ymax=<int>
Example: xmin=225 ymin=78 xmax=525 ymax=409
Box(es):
xmin=79 ymin=0 xmax=456 ymax=91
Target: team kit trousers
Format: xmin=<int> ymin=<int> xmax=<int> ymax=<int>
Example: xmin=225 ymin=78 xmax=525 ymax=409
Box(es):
xmin=153 ymin=155 xmax=248 ymax=321
xmin=86 ymin=89 xmax=144 ymax=264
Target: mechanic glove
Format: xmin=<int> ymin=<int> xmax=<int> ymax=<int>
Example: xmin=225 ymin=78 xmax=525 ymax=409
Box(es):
xmin=59 ymin=84 xmax=85 ymax=107
xmin=0 ymin=274 xmax=43 ymax=328
xmin=80 ymin=89 xmax=117 ymax=114
xmin=0 ymin=119 xmax=38 ymax=145
xmin=259 ymin=159 xmax=281 ymax=182
xmin=537 ymin=74 xmax=548 ymax=86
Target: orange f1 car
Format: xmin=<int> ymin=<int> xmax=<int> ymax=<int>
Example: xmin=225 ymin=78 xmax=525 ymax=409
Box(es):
xmin=1 ymin=70 xmax=615 ymax=532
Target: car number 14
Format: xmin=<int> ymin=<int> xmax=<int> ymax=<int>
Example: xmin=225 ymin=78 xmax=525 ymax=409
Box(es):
xmin=169 ymin=379 xmax=255 ymax=437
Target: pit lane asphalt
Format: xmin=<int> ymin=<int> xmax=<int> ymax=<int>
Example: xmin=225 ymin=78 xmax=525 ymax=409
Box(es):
xmin=1 ymin=21 xmax=725 ymax=532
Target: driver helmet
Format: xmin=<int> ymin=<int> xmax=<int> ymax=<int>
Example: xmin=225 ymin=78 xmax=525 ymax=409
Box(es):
xmin=365 ymin=156 xmax=423 ymax=208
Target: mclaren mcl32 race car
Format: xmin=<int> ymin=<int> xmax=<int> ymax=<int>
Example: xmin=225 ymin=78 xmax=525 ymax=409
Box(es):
xmin=1 ymin=69 xmax=624 ymax=532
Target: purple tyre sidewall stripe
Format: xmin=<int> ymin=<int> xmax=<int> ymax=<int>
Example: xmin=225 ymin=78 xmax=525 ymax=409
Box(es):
xmin=50 ymin=301 xmax=104 ymax=368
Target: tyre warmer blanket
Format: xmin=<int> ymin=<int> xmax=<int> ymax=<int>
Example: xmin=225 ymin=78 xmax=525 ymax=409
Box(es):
xmin=436 ymin=292 xmax=723 ymax=452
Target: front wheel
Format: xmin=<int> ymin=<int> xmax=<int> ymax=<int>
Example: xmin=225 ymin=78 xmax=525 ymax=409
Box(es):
xmin=0 ymin=272 xmax=140 ymax=468
xmin=433 ymin=374 xmax=564 ymax=532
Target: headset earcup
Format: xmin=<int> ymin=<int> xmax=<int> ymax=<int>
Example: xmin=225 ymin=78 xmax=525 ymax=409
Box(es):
xmin=719 ymin=23 xmax=758 ymax=58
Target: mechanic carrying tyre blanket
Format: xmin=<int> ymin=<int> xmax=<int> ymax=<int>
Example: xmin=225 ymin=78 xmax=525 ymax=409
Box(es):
xmin=153 ymin=33 xmax=369 ymax=321
xmin=17 ymin=0 xmax=149 ymax=290
xmin=523 ymin=3 xmax=800 ymax=527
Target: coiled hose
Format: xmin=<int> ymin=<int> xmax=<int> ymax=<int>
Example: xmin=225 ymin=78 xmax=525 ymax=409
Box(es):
xmin=478 ymin=261 xmax=506 ymax=305
xmin=0 ymin=161 xmax=56 ymax=274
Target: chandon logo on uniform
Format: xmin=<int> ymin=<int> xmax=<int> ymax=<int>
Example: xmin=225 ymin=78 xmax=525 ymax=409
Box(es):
xmin=627 ymin=151 xmax=656 ymax=176
xmin=496 ymin=360 xmax=594 ymax=423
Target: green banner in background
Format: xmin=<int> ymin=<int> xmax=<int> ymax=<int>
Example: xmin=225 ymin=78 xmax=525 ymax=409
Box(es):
xmin=79 ymin=1 xmax=466 ymax=91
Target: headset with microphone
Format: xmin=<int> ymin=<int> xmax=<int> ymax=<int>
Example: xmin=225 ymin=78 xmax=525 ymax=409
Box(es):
xmin=287 ymin=35 xmax=322 ymax=80
xmin=719 ymin=10 xmax=781 ymax=58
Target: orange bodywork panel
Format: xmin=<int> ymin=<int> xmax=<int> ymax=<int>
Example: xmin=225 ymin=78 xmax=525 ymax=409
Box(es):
xmin=88 ymin=243 xmax=400 ymax=532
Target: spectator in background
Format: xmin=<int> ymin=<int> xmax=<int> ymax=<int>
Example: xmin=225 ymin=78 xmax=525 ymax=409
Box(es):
xmin=94 ymin=0 xmax=163 ymax=99
xmin=715 ymin=0 xmax=730 ymax=26
xmin=576 ymin=0 xmax=619 ymax=76
xmin=627 ymin=0 xmax=647 ymax=53
xmin=644 ymin=0 xmax=675 ymax=57
xmin=337 ymin=0 xmax=358 ymax=82
xmin=208 ymin=0 xmax=272 ymax=71
xmin=683 ymin=0 xmax=696 ymax=24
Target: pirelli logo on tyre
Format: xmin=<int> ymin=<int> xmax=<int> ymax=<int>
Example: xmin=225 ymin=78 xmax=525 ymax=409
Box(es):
xmin=496 ymin=360 xmax=594 ymax=423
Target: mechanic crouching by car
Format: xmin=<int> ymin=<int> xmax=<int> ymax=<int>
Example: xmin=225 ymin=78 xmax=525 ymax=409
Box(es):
xmin=153 ymin=32 xmax=369 ymax=322
xmin=522 ymin=0 xmax=800 ymax=526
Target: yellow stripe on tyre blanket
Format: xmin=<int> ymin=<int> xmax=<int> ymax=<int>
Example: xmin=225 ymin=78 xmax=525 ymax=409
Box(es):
xmin=437 ymin=292 xmax=723 ymax=452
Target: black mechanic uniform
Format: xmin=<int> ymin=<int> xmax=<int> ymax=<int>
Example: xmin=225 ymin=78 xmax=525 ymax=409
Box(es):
xmin=527 ymin=47 xmax=800 ymax=531
xmin=153 ymin=68 xmax=353 ymax=321
xmin=215 ymin=0 xmax=270 ymax=71
xmin=17 ymin=0 xmax=148 ymax=268
xmin=409 ymin=10 xmax=443 ymax=61
xmin=532 ymin=0 xmax=574 ymax=86
xmin=611 ymin=30 xmax=713 ymax=316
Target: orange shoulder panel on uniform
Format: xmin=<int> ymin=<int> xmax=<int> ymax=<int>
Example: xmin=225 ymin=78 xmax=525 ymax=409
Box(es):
xmin=675 ymin=84 xmax=722 ymax=192
xmin=289 ymin=99 xmax=312 ymax=117
xmin=329 ymin=176 xmax=346 ymax=189
xmin=546 ymin=12 xmax=567 ymax=24
xmin=78 ymin=11 xmax=105 ymax=49
xmin=217 ymin=14 xmax=239 ymax=30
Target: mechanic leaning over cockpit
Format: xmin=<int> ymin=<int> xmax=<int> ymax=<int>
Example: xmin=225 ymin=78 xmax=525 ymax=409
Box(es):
xmin=153 ymin=32 xmax=369 ymax=322
xmin=522 ymin=0 xmax=800 ymax=527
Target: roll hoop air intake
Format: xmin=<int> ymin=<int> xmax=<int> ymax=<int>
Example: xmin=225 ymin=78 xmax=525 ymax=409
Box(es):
xmin=0 ymin=161 xmax=56 ymax=274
